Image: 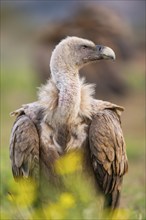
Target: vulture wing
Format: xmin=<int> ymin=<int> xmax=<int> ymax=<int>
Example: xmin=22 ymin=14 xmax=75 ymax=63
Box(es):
xmin=89 ymin=109 xmax=128 ymax=209
xmin=10 ymin=114 xmax=39 ymax=181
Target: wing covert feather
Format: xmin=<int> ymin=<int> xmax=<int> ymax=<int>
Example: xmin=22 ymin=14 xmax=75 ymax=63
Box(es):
xmin=89 ymin=109 xmax=128 ymax=195
xmin=10 ymin=115 xmax=39 ymax=180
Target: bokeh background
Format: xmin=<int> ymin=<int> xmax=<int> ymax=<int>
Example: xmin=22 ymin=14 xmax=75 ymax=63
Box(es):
xmin=1 ymin=1 xmax=145 ymax=219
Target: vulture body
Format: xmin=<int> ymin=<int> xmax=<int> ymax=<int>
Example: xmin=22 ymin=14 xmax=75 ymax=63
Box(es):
xmin=10 ymin=37 xmax=128 ymax=209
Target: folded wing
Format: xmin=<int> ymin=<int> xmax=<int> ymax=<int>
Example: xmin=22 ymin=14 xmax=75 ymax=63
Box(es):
xmin=10 ymin=114 xmax=39 ymax=181
xmin=89 ymin=109 xmax=128 ymax=209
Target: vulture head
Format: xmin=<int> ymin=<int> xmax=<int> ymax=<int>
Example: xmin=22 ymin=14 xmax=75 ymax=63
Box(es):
xmin=50 ymin=36 xmax=115 ymax=74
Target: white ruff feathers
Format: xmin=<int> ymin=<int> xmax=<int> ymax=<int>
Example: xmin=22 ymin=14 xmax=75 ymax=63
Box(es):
xmin=38 ymin=77 xmax=96 ymax=120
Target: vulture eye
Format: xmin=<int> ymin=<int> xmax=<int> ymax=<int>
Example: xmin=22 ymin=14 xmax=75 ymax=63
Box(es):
xmin=82 ymin=45 xmax=89 ymax=49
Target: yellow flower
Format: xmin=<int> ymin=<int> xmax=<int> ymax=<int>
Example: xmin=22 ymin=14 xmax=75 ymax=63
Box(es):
xmin=43 ymin=193 xmax=75 ymax=219
xmin=59 ymin=192 xmax=75 ymax=209
xmin=55 ymin=151 xmax=82 ymax=175
xmin=103 ymin=209 xmax=130 ymax=220
xmin=8 ymin=179 xmax=36 ymax=208
xmin=44 ymin=203 xmax=65 ymax=219
xmin=114 ymin=209 xmax=130 ymax=220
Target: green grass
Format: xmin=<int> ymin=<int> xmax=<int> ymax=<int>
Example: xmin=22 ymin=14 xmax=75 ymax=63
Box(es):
xmin=126 ymin=71 xmax=145 ymax=90
xmin=122 ymin=60 xmax=145 ymax=90
xmin=126 ymin=137 xmax=145 ymax=161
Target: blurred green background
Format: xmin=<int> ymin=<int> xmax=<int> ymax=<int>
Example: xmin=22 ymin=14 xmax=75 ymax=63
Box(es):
xmin=1 ymin=1 xmax=145 ymax=219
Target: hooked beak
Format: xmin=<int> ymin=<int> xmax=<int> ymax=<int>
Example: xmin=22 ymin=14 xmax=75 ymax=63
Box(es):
xmin=96 ymin=45 xmax=116 ymax=60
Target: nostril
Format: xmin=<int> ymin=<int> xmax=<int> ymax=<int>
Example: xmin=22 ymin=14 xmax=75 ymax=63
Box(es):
xmin=96 ymin=45 xmax=104 ymax=53
xmin=99 ymin=46 xmax=102 ymax=51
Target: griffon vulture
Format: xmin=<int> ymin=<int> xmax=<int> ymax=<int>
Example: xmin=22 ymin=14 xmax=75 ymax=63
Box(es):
xmin=10 ymin=36 xmax=128 ymax=209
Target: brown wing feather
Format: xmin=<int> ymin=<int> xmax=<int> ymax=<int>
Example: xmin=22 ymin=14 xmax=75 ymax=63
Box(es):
xmin=89 ymin=109 xmax=128 ymax=209
xmin=10 ymin=114 xmax=39 ymax=180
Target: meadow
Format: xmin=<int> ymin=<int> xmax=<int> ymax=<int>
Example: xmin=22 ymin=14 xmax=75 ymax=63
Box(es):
xmin=1 ymin=55 xmax=145 ymax=219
